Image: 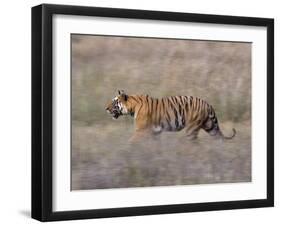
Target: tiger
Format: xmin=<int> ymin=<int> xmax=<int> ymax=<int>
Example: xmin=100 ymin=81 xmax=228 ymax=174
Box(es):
xmin=105 ymin=90 xmax=236 ymax=142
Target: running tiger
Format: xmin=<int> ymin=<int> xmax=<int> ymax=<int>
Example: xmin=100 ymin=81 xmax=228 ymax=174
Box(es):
xmin=106 ymin=90 xmax=236 ymax=142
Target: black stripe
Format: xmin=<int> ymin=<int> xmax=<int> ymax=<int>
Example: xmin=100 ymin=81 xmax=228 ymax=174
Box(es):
xmin=137 ymin=96 xmax=143 ymax=103
xmin=155 ymin=99 xmax=159 ymax=112
xmin=182 ymin=116 xmax=185 ymax=126
xmin=196 ymin=98 xmax=201 ymax=111
xmin=138 ymin=97 xmax=144 ymax=114
xmin=161 ymin=98 xmax=165 ymax=109
xmin=183 ymin=96 xmax=188 ymax=110
xmin=175 ymin=114 xmax=179 ymax=129
xmin=193 ymin=97 xmax=197 ymax=110
xmin=189 ymin=96 xmax=193 ymax=107
xmin=146 ymin=96 xmax=150 ymax=114
xmin=168 ymin=98 xmax=179 ymax=129
xmin=168 ymin=97 xmax=174 ymax=106
xmin=129 ymin=96 xmax=138 ymax=103
xmin=184 ymin=96 xmax=189 ymax=113
xmin=158 ymin=99 xmax=164 ymax=125
xmin=155 ymin=99 xmax=159 ymax=124
xmin=209 ymin=105 xmax=215 ymax=118
xmin=179 ymin=96 xmax=184 ymax=106
xmin=213 ymin=117 xmax=218 ymax=123
xmin=167 ymin=98 xmax=173 ymax=109
xmin=165 ymin=104 xmax=173 ymax=130
xmin=181 ymin=98 xmax=186 ymax=125
xmin=197 ymin=98 xmax=201 ymax=111
xmin=171 ymin=97 xmax=177 ymax=105
xmin=151 ymin=98 xmax=154 ymax=113
xmin=178 ymin=102 xmax=182 ymax=116
xmin=173 ymin=96 xmax=178 ymax=105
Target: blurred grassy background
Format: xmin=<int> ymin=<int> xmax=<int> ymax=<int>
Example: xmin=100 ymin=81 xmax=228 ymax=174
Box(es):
xmin=71 ymin=34 xmax=251 ymax=190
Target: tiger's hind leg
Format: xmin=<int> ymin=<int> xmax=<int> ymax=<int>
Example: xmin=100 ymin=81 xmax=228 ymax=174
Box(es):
xmin=202 ymin=117 xmax=223 ymax=139
xmin=185 ymin=126 xmax=200 ymax=140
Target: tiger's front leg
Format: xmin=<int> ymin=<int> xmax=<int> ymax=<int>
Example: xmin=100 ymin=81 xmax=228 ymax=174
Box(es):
xmin=128 ymin=114 xmax=150 ymax=143
xmin=128 ymin=129 xmax=150 ymax=143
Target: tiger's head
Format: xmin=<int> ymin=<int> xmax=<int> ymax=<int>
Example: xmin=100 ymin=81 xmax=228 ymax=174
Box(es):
xmin=105 ymin=90 xmax=131 ymax=119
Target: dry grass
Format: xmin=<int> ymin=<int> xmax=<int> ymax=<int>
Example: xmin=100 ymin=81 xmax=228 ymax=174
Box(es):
xmin=71 ymin=35 xmax=251 ymax=190
xmin=72 ymin=121 xmax=251 ymax=190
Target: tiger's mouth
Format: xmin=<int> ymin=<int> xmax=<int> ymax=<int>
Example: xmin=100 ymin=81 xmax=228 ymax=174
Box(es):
xmin=112 ymin=111 xmax=121 ymax=119
xmin=107 ymin=109 xmax=122 ymax=119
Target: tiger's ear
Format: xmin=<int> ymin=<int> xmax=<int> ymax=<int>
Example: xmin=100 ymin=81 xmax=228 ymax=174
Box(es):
xmin=123 ymin=93 xmax=128 ymax=101
xmin=118 ymin=90 xmax=128 ymax=101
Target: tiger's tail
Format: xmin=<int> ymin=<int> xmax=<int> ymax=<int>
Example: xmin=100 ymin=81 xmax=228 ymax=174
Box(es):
xmin=220 ymin=128 xmax=236 ymax=140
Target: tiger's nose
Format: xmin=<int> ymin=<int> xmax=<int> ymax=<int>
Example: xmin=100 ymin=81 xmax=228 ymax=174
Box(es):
xmin=105 ymin=107 xmax=110 ymax=113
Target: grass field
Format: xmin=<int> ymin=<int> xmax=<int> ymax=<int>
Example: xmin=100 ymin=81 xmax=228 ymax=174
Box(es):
xmin=71 ymin=35 xmax=251 ymax=190
xmin=72 ymin=121 xmax=251 ymax=190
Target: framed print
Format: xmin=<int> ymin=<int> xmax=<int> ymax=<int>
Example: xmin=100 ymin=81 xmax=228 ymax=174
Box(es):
xmin=31 ymin=4 xmax=274 ymax=221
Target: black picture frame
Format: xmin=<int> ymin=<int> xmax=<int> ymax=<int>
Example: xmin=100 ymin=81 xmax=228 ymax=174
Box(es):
xmin=32 ymin=3 xmax=274 ymax=222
